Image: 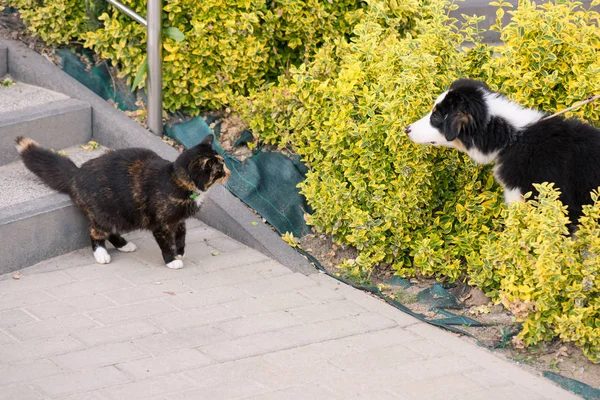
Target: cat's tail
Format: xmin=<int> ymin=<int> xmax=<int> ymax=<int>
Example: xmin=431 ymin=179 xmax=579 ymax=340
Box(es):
xmin=15 ymin=136 xmax=79 ymax=195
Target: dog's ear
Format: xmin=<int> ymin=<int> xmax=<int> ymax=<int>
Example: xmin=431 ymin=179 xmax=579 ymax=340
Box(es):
xmin=444 ymin=111 xmax=474 ymax=141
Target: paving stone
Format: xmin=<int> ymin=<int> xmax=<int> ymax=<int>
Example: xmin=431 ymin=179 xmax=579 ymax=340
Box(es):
xmin=463 ymin=369 xmax=513 ymax=388
xmin=329 ymin=344 xmax=424 ymax=373
xmin=199 ymin=330 xmax=294 ymax=362
xmin=151 ymin=304 xmax=239 ymax=332
xmin=261 ymin=340 xmax=357 ymax=368
xmin=287 ymin=300 xmax=367 ymax=324
xmin=296 ymin=285 xmax=345 ymax=303
xmin=0 ymin=271 xmax=73 ymax=294
xmin=401 ymin=338 xmax=454 ymax=358
xmin=352 ymin=312 xmax=398 ymax=330
xmin=394 ymin=355 xmax=477 ymax=380
xmin=98 ymin=374 xmax=196 ymax=400
xmin=244 ymin=384 xmax=341 ymax=400
xmin=43 ymin=275 xmax=134 ymax=298
xmin=192 ymin=247 xmax=270 ymax=273
xmin=51 ymin=342 xmax=147 ymax=370
xmin=0 ymin=384 xmax=44 ymax=400
xmin=249 ymin=260 xmax=294 ymax=279
xmin=133 ymin=325 xmax=229 ymax=355
xmin=0 ymin=330 xmax=16 ymax=345
xmin=456 ymin=385 xmax=547 ymax=400
xmin=183 ymin=265 xmax=266 ymax=291
xmin=0 ymin=291 xmax=55 ymax=312
xmin=223 ymin=292 xmax=314 ymax=316
xmin=25 ymin=294 xmax=115 ymax=320
xmin=116 ymin=348 xmax=213 ymax=379
xmin=56 ymin=393 xmax=104 ymax=400
xmin=87 ymin=299 xmax=178 ymax=325
xmin=390 ymin=373 xmax=484 ymax=400
xmin=0 ymin=335 xmax=83 ymax=364
xmin=64 ymin=257 xmax=149 ymax=281
xmin=105 ymin=280 xmax=190 ymax=305
xmin=236 ymin=273 xmax=317 ymax=297
xmin=0 ymin=359 xmax=62 ymax=386
xmin=71 ymin=319 xmax=161 ymax=347
xmin=205 ymin=236 xmax=247 ymax=253
xmin=30 ymin=366 xmax=130 ymax=398
xmin=309 ymin=274 xmax=420 ymax=327
xmin=168 ymin=379 xmax=269 ymax=400
xmin=214 ymin=311 xmax=302 ymax=338
xmin=9 ymin=314 xmax=99 ymax=341
xmin=162 ymin=286 xmax=251 ymax=310
xmin=278 ymin=315 xmax=377 ymax=348
xmin=0 ymin=309 xmax=37 ymax=328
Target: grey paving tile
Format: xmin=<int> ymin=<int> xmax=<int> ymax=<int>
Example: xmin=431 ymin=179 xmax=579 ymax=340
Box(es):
xmin=50 ymin=342 xmax=147 ymax=370
xmin=116 ymin=348 xmax=213 ymax=379
xmin=70 ymin=319 xmax=161 ymax=347
xmin=9 ymin=314 xmax=99 ymax=341
xmin=30 ymin=366 xmax=130 ymax=398
xmin=98 ymin=374 xmax=196 ymax=400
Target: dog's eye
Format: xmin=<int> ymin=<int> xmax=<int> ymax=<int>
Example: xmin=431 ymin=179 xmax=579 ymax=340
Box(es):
xmin=430 ymin=111 xmax=444 ymax=125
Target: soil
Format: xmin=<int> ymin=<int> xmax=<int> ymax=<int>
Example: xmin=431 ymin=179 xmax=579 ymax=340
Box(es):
xmin=300 ymin=232 xmax=600 ymax=391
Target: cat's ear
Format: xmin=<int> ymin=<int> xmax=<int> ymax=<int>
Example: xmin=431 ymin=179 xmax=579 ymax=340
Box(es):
xmin=200 ymin=135 xmax=214 ymax=147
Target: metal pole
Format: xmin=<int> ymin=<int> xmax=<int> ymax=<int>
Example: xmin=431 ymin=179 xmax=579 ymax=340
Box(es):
xmin=105 ymin=0 xmax=147 ymax=26
xmin=146 ymin=0 xmax=163 ymax=136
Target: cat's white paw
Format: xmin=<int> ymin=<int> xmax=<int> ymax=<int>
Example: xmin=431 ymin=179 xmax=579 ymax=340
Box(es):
xmin=93 ymin=247 xmax=111 ymax=264
xmin=118 ymin=242 xmax=137 ymax=252
xmin=175 ymin=252 xmax=185 ymax=260
xmin=166 ymin=259 xmax=184 ymax=269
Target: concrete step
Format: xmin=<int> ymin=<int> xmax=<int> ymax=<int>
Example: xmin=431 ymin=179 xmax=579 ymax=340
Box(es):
xmin=0 ymin=81 xmax=91 ymax=165
xmin=0 ymin=145 xmax=107 ymax=275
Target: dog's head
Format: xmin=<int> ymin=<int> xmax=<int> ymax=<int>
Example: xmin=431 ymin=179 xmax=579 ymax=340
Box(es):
xmin=405 ymin=79 xmax=494 ymax=163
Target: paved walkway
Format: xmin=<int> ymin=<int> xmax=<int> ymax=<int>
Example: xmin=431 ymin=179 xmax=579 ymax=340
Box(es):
xmin=0 ymin=220 xmax=578 ymax=400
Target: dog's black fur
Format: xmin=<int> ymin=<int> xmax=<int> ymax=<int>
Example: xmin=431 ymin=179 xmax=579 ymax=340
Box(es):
xmin=16 ymin=135 xmax=229 ymax=267
xmin=407 ymin=78 xmax=600 ymax=228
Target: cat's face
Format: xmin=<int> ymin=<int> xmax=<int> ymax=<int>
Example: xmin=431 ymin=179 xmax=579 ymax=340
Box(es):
xmin=181 ymin=135 xmax=230 ymax=191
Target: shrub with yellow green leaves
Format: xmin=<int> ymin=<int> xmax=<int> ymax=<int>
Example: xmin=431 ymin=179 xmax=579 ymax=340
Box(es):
xmin=13 ymin=0 xmax=88 ymax=45
xmin=237 ymin=0 xmax=503 ymax=278
xmin=469 ymin=184 xmax=600 ymax=363
xmin=466 ymin=0 xmax=600 ymax=120
xmin=236 ymin=0 xmax=600 ymax=361
xmin=9 ymin=0 xmax=367 ymax=111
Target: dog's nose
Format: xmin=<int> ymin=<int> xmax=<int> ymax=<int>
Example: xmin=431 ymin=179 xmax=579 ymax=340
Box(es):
xmin=405 ymin=125 xmax=411 ymax=134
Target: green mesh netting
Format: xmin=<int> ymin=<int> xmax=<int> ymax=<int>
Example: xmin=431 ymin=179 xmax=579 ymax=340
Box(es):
xmin=543 ymin=372 xmax=600 ymax=400
xmin=57 ymin=48 xmax=139 ymax=112
xmin=165 ymin=116 xmax=312 ymax=238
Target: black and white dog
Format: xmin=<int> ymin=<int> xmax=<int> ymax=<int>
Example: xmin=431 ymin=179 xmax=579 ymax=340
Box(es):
xmin=406 ymin=78 xmax=600 ymax=227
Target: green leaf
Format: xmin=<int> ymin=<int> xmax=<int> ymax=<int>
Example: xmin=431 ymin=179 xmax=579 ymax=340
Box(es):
xmin=131 ymin=56 xmax=147 ymax=92
xmin=164 ymin=27 xmax=185 ymax=42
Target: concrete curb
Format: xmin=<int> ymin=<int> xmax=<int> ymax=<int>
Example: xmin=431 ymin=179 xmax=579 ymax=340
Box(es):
xmin=0 ymin=194 xmax=89 ymax=272
xmin=0 ymin=44 xmax=7 ymax=77
xmin=0 ymin=98 xmax=91 ymax=165
xmin=1 ymin=39 xmax=315 ymax=275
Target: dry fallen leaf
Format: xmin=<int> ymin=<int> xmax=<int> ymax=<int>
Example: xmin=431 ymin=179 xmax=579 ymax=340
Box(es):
xmin=13 ymin=272 xmax=21 ymax=280
xmin=211 ymin=251 xmax=221 ymax=256
xmin=556 ymin=346 xmax=570 ymax=358
xmin=512 ymin=336 xmax=525 ymax=349
xmin=163 ymin=291 xmax=176 ymax=296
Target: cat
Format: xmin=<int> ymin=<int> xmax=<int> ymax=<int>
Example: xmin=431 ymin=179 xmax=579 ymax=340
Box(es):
xmin=16 ymin=135 xmax=230 ymax=269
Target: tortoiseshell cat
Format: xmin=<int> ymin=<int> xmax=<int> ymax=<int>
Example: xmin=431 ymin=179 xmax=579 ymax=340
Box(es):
xmin=16 ymin=135 xmax=229 ymax=269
